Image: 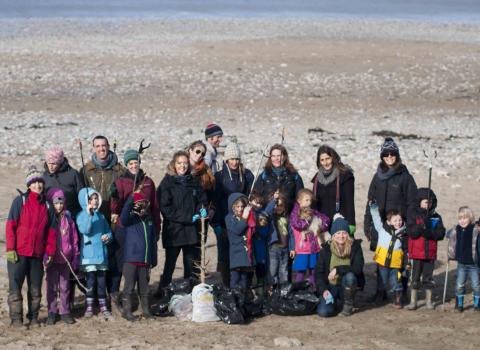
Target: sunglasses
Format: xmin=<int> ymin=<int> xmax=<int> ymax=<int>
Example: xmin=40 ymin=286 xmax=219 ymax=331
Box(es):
xmin=194 ymin=149 xmax=206 ymax=157
xmin=383 ymin=152 xmax=397 ymax=158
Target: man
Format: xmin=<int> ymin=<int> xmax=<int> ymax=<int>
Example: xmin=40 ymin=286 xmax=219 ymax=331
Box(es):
xmin=203 ymin=122 xmax=223 ymax=174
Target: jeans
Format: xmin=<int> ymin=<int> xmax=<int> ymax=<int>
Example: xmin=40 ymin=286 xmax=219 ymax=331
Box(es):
xmin=86 ymin=271 xmax=107 ymax=299
xmin=160 ymin=245 xmax=197 ymax=288
xmin=317 ymin=272 xmax=357 ymax=318
xmin=122 ymin=263 xmax=149 ymax=297
xmin=230 ymin=270 xmax=253 ymax=289
xmin=455 ymin=263 xmax=480 ymax=297
xmin=269 ymin=245 xmax=289 ymax=285
xmin=378 ymin=265 xmax=402 ymax=293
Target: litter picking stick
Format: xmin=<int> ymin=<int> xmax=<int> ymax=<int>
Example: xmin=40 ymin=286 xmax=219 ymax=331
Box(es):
xmin=423 ymin=148 xmax=437 ymax=204
xmin=200 ymin=208 xmax=207 ymax=284
xmin=442 ymin=245 xmax=450 ymax=311
xmin=249 ymin=144 xmax=270 ymax=196
xmin=59 ymin=251 xmax=92 ymax=293
xmin=78 ymin=140 xmax=92 ymax=213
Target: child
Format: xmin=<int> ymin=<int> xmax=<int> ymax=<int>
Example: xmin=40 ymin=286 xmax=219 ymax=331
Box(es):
xmin=447 ymin=206 xmax=480 ymax=312
xmin=120 ymin=192 xmax=158 ymax=321
xmin=369 ymin=201 xmax=407 ymax=308
xmin=76 ymin=187 xmax=113 ymax=318
xmin=407 ymin=188 xmax=445 ymax=310
xmin=45 ymin=188 xmax=80 ymax=325
xmin=268 ymin=194 xmax=290 ymax=287
xmin=226 ymin=193 xmax=254 ymax=289
xmin=289 ymin=189 xmax=330 ymax=288
xmin=6 ymin=166 xmax=56 ymax=328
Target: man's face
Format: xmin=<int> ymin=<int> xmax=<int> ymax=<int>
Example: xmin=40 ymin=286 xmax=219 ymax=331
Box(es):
xmin=208 ymin=134 xmax=223 ymax=148
xmin=47 ymin=162 xmax=60 ymax=174
xmin=93 ymin=138 xmax=109 ymax=161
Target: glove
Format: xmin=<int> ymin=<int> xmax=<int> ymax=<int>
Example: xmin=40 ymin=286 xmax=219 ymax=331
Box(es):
xmin=200 ymin=208 xmax=207 ymax=218
xmin=369 ymin=201 xmax=378 ymax=209
xmin=6 ymin=250 xmax=18 ymax=264
xmin=213 ymin=226 xmax=223 ymax=237
xmin=348 ymin=225 xmax=356 ymax=236
xmin=192 ymin=214 xmax=200 ymax=223
xmin=324 ymin=291 xmax=334 ymax=304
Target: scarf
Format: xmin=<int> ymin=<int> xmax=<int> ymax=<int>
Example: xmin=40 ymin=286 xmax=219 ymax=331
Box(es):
xmin=272 ymin=167 xmax=285 ymax=177
xmin=92 ymin=151 xmax=118 ymax=170
xmin=376 ymin=163 xmax=398 ymax=181
xmin=316 ymin=166 xmax=339 ymax=186
xmin=192 ymin=160 xmax=215 ymax=191
xmin=246 ymin=209 xmax=257 ymax=264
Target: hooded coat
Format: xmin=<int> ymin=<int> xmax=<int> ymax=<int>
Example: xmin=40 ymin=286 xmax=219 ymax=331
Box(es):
xmin=76 ymin=187 xmax=112 ymax=266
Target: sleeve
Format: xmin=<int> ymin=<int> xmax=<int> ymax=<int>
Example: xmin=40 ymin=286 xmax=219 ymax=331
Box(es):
xmin=76 ymin=211 xmax=93 ymax=236
xmin=315 ymin=250 xmax=329 ymax=293
xmin=210 ymin=172 xmax=223 ymax=227
xmin=150 ymin=180 xmax=162 ymax=237
xmin=431 ymin=214 xmax=446 ymax=241
xmin=244 ymin=169 xmax=255 ymax=197
xmin=44 ymin=205 xmax=57 ymax=257
xmin=159 ymin=178 xmax=194 ymax=224
xmin=195 ymin=183 xmax=209 ymax=213
xmin=294 ymin=173 xmax=304 ymax=196
xmin=363 ymin=177 xmax=376 ymax=240
xmin=369 ymin=204 xmax=385 ymax=235
xmin=102 ymin=215 xmax=113 ymax=242
xmin=343 ymin=174 xmax=356 ymax=226
xmin=225 ymin=215 xmax=248 ymax=236
xmin=120 ymin=197 xmax=135 ymax=227
xmin=70 ymin=216 xmax=80 ymax=261
xmin=74 ymin=169 xmax=85 ymax=192
xmin=110 ymin=180 xmax=121 ymax=216
xmin=404 ymin=174 xmax=418 ymax=227
xmin=288 ymin=225 xmax=295 ymax=251
xmin=5 ymin=196 xmax=23 ymax=251
xmin=252 ymin=172 xmax=264 ymax=196
xmin=264 ymin=199 xmax=276 ymax=217
xmin=289 ymin=204 xmax=310 ymax=231
xmin=407 ymin=211 xmax=427 ymax=239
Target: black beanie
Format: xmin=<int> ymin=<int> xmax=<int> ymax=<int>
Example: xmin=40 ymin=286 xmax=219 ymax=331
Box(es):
xmin=380 ymin=137 xmax=400 ymax=159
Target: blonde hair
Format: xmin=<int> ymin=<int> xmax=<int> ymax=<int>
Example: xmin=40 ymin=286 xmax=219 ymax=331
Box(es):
xmin=296 ymin=188 xmax=314 ymax=203
xmin=458 ymin=206 xmax=475 ymax=224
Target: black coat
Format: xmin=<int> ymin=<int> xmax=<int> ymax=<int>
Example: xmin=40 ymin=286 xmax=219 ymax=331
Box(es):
xmin=158 ymin=174 xmax=208 ymax=248
xmin=363 ymin=163 xmax=418 ymax=251
xmin=315 ymin=239 xmax=365 ymax=293
xmin=43 ymin=158 xmax=84 ymax=216
xmin=253 ymin=168 xmax=303 ymax=213
xmin=312 ymin=169 xmax=355 ymax=228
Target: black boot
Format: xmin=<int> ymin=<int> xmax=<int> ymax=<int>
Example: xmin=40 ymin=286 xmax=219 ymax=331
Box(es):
xmin=340 ymin=287 xmax=356 ymax=316
xmin=27 ymin=288 xmax=41 ymax=328
xmin=140 ymin=295 xmax=155 ymax=320
xmin=8 ymin=292 xmax=23 ymax=328
xmin=122 ymin=295 xmax=137 ymax=322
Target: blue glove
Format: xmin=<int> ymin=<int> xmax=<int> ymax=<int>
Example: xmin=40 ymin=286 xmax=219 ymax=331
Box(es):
xmin=200 ymin=208 xmax=207 ymax=218
xmin=213 ymin=226 xmax=223 ymax=236
xmin=324 ymin=291 xmax=334 ymax=305
xmin=192 ymin=214 xmax=200 ymax=223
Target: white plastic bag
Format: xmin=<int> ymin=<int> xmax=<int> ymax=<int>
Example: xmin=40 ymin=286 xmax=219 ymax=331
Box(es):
xmin=169 ymin=294 xmax=193 ymax=321
xmin=191 ymin=283 xmax=220 ymax=323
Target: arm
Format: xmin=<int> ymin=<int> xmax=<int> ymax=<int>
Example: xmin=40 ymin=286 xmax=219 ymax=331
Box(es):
xmin=404 ymin=174 xmax=418 ymax=227
xmin=225 ymin=215 xmax=248 ymax=236
xmin=70 ymin=216 xmax=80 ymax=263
xmin=244 ymin=169 xmax=255 ymax=197
xmin=288 ymin=225 xmax=295 ymax=252
xmin=120 ymin=197 xmax=136 ymax=227
xmin=369 ymin=203 xmax=386 ymax=235
xmin=44 ymin=205 xmax=57 ymax=257
xmin=159 ymin=180 xmax=194 ymax=224
xmin=363 ymin=177 xmax=376 ymax=241
xmin=431 ymin=214 xmax=446 ymax=241
xmin=264 ymin=198 xmax=276 ymax=217
xmin=102 ymin=215 xmax=113 ymax=242
xmin=294 ymin=173 xmax=304 ymax=196
xmin=289 ymin=204 xmax=310 ymax=231
xmin=5 ymin=196 xmax=22 ymax=251
xmin=76 ymin=211 xmax=93 ymax=236
xmin=110 ymin=180 xmax=122 ymax=216
xmin=343 ymin=174 xmax=356 ymax=226
xmin=315 ymin=250 xmax=329 ymax=293
xmin=150 ymin=181 xmax=162 ymax=238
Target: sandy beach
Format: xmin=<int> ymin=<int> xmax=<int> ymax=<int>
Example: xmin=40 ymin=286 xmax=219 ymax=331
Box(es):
xmin=1 ymin=15 xmax=480 ymax=349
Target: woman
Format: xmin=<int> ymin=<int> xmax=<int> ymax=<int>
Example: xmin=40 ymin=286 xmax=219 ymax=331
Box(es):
xmin=253 ymin=144 xmax=304 ymax=214
xmin=312 ymin=145 xmax=355 ymax=234
xmin=211 ymin=142 xmax=254 ymax=286
xmin=316 ymin=215 xmax=364 ymax=317
xmin=156 ymin=151 xmax=208 ymax=295
xmin=363 ymin=137 xmax=418 ymax=302
xmin=109 ymin=149 xmax=161 ymax=308
xmin=43 ymin=145 xmax=84 ymax=216
xmin=187 ymin=140 xmax=216 ymax=204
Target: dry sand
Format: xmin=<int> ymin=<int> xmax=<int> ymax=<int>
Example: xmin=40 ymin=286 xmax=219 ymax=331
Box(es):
xmin=0 ymin=18 xmax=479 ymax=349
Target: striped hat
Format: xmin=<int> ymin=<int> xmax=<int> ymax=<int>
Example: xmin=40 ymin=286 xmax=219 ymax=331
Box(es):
xmin=25 ymin=165 xmax=44 ymax=187
xmin=205 ymin=122 xmax=223 ymax=139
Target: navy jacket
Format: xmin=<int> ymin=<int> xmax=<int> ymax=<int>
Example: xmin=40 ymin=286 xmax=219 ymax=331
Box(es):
xmin=120 ymin=197 xmax=157 ymax=267
xmin=226 ymin=193 xmax=252 ymax=269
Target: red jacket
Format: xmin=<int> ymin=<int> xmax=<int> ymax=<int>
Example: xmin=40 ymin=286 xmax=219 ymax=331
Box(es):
xmin=408 ymin=212 xmax=445 ymax=260
xmin=6 ymin=191 xmax=56 ymax=258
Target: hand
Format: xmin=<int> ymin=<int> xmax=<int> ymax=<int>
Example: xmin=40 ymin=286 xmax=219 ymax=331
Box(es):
xmin=101 ymin=234 xmax=110 ymax=243
xmin=87 ymin=203 xmax=94 ymax=215
xmin=6 ymin=250 xmax=18 ymax=264
xmin=242 ymin=205 xmax=252 ymax=220
xmin=199 ymin=208 xmax=207 ymax=218
xmin=328 ymin=268 xmax=337 ymax=282
xmin=289 ymin=250 xmax=296 ymax=259
xmin=192 ymin=214 xmax=200 ymax=223
xmin=111 ymin=214 xmax=119 ymax=224
xmin=323 ymin=290 xmax=334 ymax=304
xmin=405 ymin=263 xmax=412 ymax=271
xmin=44 ymin=256 xmax=53 ymax=268
xmin=368 ymin=199 xmax=377 ymax=208
xmin=348 ymin=225 xmax=356 ymax=236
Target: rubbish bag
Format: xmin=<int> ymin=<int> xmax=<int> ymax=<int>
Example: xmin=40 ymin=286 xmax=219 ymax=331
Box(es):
xmin=167 ymin=278 xmax=195 ymax=296
xmin=212 ymin=285 xmax=245 ymax=324
xmin=238 ymin=288 xmax=264 ymax=318
xmin=191 ymin=283 xmax=220 ymax=323
xmin=268 ymin=282 xmax=319 ymax=316
xmin=153 ymin=296 xmax=172 ymax=317
xmin=169 ymin=294 xmax=193 ymax=321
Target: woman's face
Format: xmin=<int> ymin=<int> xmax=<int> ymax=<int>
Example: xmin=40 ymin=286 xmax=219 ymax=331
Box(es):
xmin=127 ymin=159 xmax=140 ymax=175
xmin=271 ymin=149 xmax=283 ymax=168
xmin=319 ymin=153 xmax=333 ymax=171
xmin=175 ymin=155 xmax=189 ymax=176
xmin=47 ymin=162 xmax=60 ymax=174
xmin=189 ymin=145 xmax=206 ymax=165
xmin=333 ymin=231 xmax=348 ymax=245
xmin=29 ymin=181 xmax=44 ymax=194
xmin=383 ymin=153 xmax=397 ymax=168
xmin=227 ymin=158 xmax=240 ymax=170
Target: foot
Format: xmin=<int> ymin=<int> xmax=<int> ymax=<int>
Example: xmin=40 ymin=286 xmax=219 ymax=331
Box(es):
xmin=454 ymin=304 xmax=464 ymax=313
xmin=340 ymin=304 xmax=353 ymax=316
xmin=406 ymin=302 xmax=417 ymax=311
xmin=10 ymin=318 xmax=24 ymax=328
xmin=123 ymin=312 xmax=137 ymax=322
xmin=28 ymin=317 xmax=41 ymax=328
xmin=46 ymin=312 xmax=57 ymax=325
xmin=102 ymin=310 xmax=114 ymax=320
xmin=84 ymin=308 xmax=94 ymax=318
xmin=61 ymin=314 xmax=75 ymax=324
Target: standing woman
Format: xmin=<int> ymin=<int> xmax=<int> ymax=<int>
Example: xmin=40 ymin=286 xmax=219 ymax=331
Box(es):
xmin=187 ymin=140 xmax=216 ymax=206
xmin=211 ymin=142 xmax=254 ymax=286
xmin=156 ymin=151 xmax=208 ymax=295
xmin=312 ymin=145 xmax=355 ymax=235
xmin=363 ymin=137 xmax=418 ymax=301
xmin=253 ymin=144 xmax=304 ymax=214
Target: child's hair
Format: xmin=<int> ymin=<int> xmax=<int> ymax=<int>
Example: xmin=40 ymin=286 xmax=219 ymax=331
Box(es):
xmin=274 ymin=194 xmax=287 ymax=216
xmin=296 ymin=188 xmax=314 ymax=204
xmin=88 ymin=193 xmax=98 ymax=201
xmin=232 ymin=196 xmax=248 ymax=211
xmin=249 ymin=191 xmax=265 ymax=207
xmin=386 ymin=209 xmax=402 ymax=221
xmin=458 ymin=206 xmax=475 ymax=224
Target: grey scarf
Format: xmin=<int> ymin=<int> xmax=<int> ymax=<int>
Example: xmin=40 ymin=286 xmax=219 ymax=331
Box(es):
xmin=317 ymin=166 xmax=339 ymax=186
xmin=376 ymin=164 xmax=397 ymax=181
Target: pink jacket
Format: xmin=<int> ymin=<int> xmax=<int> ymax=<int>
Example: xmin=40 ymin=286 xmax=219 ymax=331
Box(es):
xmin=52 ymin=211 xmax=80 ymax=266
xmin=289 ymin=203 xmax=330 ymax=254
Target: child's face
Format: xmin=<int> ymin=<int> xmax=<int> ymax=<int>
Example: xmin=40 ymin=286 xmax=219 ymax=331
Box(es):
xmin=29 ymin=181 xmax=44 ymax=194
xmin=274 ymin=201 xmax=285 ymax=215
xmin=459 ymin=216 xmax=471 ymax=229
xmin=420 ymin=199 xmax=431 ymax=210
xmin=89 ymin=194 xmax=99 ymax=209
xmin=387 ymin=214 xmax=404 ymax=230
xmin=257 ymin=215 xmax=268 ymax=227
xmin=233 ymin=201 xmax=245 ymax=217
xmin=54 ymin=202 xmax=64 ymax=214
xmin=298 ymin=195 xmax=312 ymax=209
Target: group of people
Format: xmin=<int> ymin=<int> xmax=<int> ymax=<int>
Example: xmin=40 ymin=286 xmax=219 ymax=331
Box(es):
xmin=5 ymin=122 xmax=480 ymax=328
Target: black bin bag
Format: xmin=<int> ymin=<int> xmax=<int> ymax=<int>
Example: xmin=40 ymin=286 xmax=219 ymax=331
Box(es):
xmin=268 ymin=281 xmax=319 ymax=316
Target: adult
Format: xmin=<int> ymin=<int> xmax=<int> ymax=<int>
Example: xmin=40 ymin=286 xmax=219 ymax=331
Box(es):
xmin=363 ymin=137 xmax=418 ymax=301
xmin=43 ymin=145 xmax=84 ymax=217
xmin=211 ymin=142 xmax=254 ymax=286
xmin=156 ymin=151 xmax=208 ymax=295
xmin=316 ymin=216 xmax=364 ymax=317
xmin=312 ymin=145 xmax=355 ymax=234
xmin=187 ymin=140 xmax=216 ymax=205
xmin=108 ymin=149 xmax=161 ymax=308
xmin=253 ymin=144 xmax=304 ymax=213
xmin=6 ymin=166 xmax=56 ymax=327
xmin=203 ymin=122 xmax=223 ymax=174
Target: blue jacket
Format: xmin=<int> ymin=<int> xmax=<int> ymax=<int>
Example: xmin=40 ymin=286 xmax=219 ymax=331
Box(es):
xmin=120 ymin=197 xmax=158 ymax=267
xmin=226 ymin=193 xmax=252 ymax=270
xmin=76 ymin=187 xmax=112 ymax=266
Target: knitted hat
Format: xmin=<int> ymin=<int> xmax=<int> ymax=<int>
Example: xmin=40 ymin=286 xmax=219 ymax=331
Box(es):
xmin=124 ymin=149 xmax=140 ymax=166
xmin=205 ymin=123 xmax=223 ymax=139
xmin=133 ymin=192 xmax=147 ymax=203
xmin=45 ymin=146 xmax=65 ymax=165
xmin=331 ymin=214 xmax=350 ymax=236
xmin=47 ymin=188 xmax=65 ymax=205
xmin=25 ymin=165 xmax=44 ymax=187
xmin=224 ymin=142 xmax=241 ymax=161
xmin=380 ymin=137 xmax=400 ymax=159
